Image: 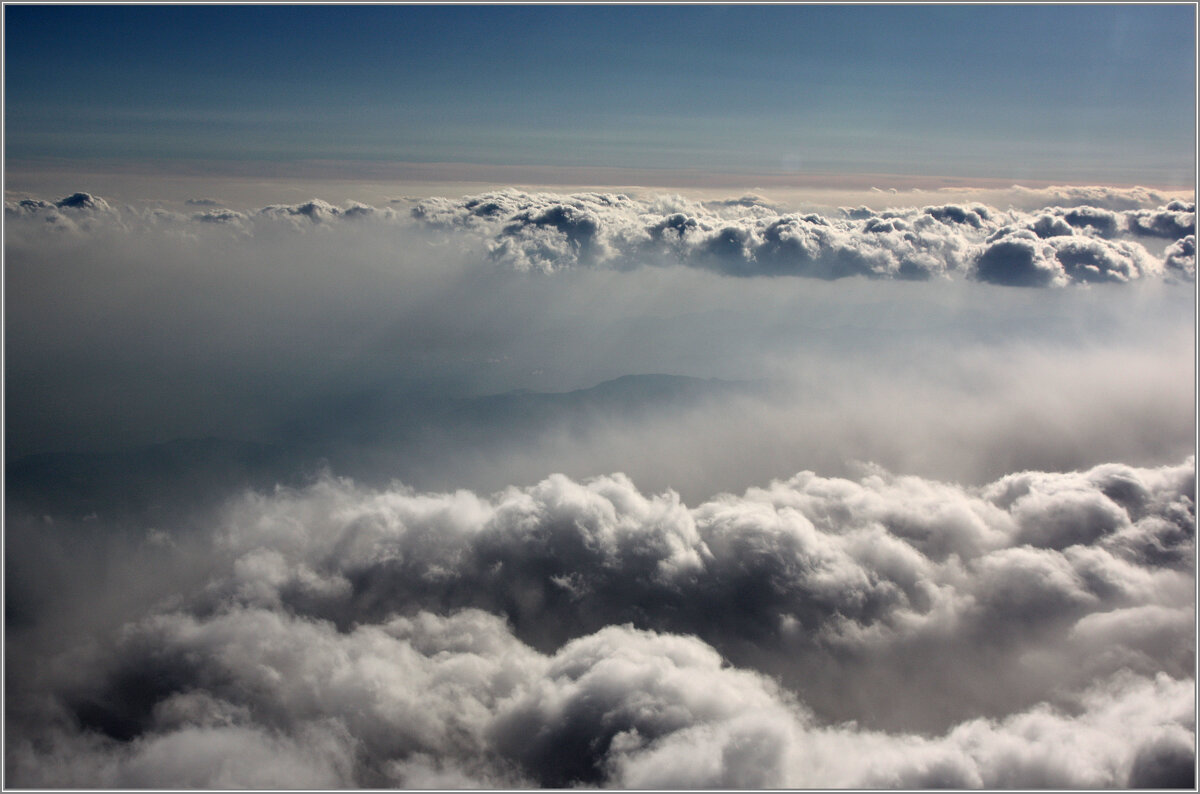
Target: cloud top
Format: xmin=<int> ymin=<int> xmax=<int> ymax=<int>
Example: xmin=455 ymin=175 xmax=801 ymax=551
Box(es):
xmin=7 ymin=458 xmax=1193 ymax=787
xmin=6 ymin=187 xmax=1194 ymax=286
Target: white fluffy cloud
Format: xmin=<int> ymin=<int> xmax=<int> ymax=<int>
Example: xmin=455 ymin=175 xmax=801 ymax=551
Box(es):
xmin=407 ymin=189 xmax=1193 ymax=284
xmin=5 ymin=182 xmax=1193 ymax=788
xmin=6 ymin=188 xmax=1194 ymax=285
xmin=7 ymin=458 xmax=1193 ymax=787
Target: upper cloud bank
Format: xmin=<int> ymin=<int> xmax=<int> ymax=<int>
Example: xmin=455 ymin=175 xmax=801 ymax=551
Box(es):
xmin=412 ymin=190 xmax=1194 ymax=285
xmin=6 ymin=186 xmax=1195 ymax=285
xmin=6 ymin=458 xmax=1193 ymax=788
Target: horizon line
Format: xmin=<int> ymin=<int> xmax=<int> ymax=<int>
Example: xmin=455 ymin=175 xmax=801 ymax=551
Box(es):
xmin=7 ymin=156 xmax=1195 ymax=195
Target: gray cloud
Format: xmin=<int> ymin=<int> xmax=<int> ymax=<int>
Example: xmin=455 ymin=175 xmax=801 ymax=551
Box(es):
xmin=6 ymin=457 xmax=1192 ymax=787
xmin=6 ymin=188 xmax=1194 ymax=285
xmin=4 ymin=186 xmax=1193 ymax=491
xmin=54 ymin=191 xmax=112 ymax=211
xmin=5 ymin=190 xmax=124 ymax=234
xmin=257 ymin=198 xmax=393 ymax=225
xmin=408 ymin=189 xmax=1195 ymax=285
xmin=1059 ymin=206 xmax=1123 ymax=237
xmin=969 ymin=226 xmax=1165 ymax=286
xmin=975 ymin=233 xmax=1161 ymax=286
xmin=1164 ymin=234 xmax=1196 ymax=279
xmin=971 ymin=232 xmax=1067 ymax=287
xmin=192 ymin=208 xmax=248 ymax=225
xmin=1125 ymin=201 xmax=1197 ymax=239
xmin=407 ymin=190 xmax=1191 ymax=284
xmin=15 ymin=601 xmax=1189 ymax=788
xmin=1024 ymin=202 xmax=1195 ymax=243
xmin=6 ymin=183 xmax=1193 ymax=788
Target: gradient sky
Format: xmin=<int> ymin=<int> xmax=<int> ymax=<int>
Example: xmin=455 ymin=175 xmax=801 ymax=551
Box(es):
xmin=4 ymin=4 xmax=1197 ymax=186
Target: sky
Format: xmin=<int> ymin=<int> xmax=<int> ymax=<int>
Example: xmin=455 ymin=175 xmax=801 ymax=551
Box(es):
xmin=4 ymin=4 xmax=1196 ymax=186
xmin=3 ymin=4 xmax=1198 ymax=790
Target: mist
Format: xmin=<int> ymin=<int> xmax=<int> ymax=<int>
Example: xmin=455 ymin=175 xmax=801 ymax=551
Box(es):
xmin=5 ymin=186 xmax=1195 ymax=788
xmin=5 ymin=191 xmax=1193 ymax=486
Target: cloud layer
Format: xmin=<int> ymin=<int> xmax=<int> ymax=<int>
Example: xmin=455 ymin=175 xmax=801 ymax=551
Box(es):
xmin=7 ymin=459 xmax=1194 ymax=787
xmin=6 ymin=183 xmax=1194 ymax=788
xmin=6 ymin=186 xmax=1195 ymax=285
xmin=5 ymin=186 xmax=1194 ymax=495
xmin=413 ymin=190 xmax=1194 ymax=284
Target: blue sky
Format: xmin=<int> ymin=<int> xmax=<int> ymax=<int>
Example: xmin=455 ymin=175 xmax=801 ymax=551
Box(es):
xmin=4 ymin=4 xmax=1196 ymax=186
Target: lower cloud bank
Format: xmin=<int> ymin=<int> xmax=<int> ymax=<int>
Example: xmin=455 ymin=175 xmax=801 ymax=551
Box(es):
xmin=6 ymin=457 xmax=1195 ymax=788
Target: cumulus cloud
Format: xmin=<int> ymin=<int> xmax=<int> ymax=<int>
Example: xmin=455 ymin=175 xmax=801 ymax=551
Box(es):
xmin=1125 ymin=201 xmax=1197 ymax=239
xmin=5 ymin=188 xmax=1194 ymax=285
xmin=5 ymin=190 xmax=124 ymax=234
xmin=398 ymin=188 xmax=1193 ymax=283
xmin=970 ymin=228 xmax=1163 ymax=286
xmin=971 ymin=231 xmax=1068 ymax=287
xmin=192 ymin=208 xmax=248 ymax=225
xmin=1164 ymin=234 xmax=1196 ymax=279
xmin=257 ymin=198 xmax=393 ymax=225
xmin=413 ymin=189 xmax=1186 ymax=284
xmin=6 ymin=458 xmax=1193 ymax=787
xmin=6 ymin=182 xmax=1193 ymax=787
xmin=611 ymin=669 xmax=1194 ymax=789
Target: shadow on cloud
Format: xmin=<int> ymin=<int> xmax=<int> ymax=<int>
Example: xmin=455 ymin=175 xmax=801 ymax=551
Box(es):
xmin=4 ymin=184 xmax=1195 ymax=788
xmin=5 ymin=459 xmax=1194 ymax=787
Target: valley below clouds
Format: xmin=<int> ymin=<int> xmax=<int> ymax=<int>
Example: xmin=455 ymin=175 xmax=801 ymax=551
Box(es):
xmin=4 ymin=184 xmax=1196 ymax=788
